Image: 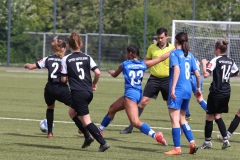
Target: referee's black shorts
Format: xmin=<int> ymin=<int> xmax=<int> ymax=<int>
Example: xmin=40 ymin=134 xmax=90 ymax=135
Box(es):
xmin=44 ymin=82 xmax=71 ymax=106
xmin=71 ymin=90 xmax=93 ymax=116
xmin=143 ymin=75 xmax=169 ymax=100
xmin=206 ymin=93 xmax=230 ymax=114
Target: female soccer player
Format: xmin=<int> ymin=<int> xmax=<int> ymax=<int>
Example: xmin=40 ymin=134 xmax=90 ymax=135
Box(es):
xmin=24 ymin=36 xmax=93 ymax=148
xmin=61 ymin=32 xmax=109 ymax=152
xmin=164 ymin=32 xmax=201 ymax=155
xmin=98 ymin=45 xmax=173 ymax=145
xmin=200 ymin=39 xmax=239 ymax=150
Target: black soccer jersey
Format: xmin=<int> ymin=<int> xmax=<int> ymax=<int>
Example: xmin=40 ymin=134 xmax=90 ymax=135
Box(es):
xmin=61 ymin=52 xmax=98 ymax=91
xmin=36 ymin=55 xmax=62 ymax=83
xmin=207 ymin=55 xmax=239 ymax=97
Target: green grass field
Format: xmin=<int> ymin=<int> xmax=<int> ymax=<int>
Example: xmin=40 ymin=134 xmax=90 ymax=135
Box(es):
xmin=0 ymin=67 xmax=240 ymax=160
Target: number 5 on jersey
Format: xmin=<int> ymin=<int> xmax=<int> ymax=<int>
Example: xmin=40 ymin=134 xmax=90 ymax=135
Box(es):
xmin=76 ymin=62 xmax=85 ymax=80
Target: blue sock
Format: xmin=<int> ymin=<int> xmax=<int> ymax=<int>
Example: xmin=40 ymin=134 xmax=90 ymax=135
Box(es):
xmin=172 ymin=128 xmax=181 ymax=147
xmin=181 ymin=123 xmax=194 ymax=142
xmin=140 ymin=123 xmax=156 ymax=138
xmin=98 ymin=115 xmax=113 ymax=131
xmin=186 ymin=109 xmax=190 ymax=117
xmin=199 ymin=100 xmax=207 ymax=111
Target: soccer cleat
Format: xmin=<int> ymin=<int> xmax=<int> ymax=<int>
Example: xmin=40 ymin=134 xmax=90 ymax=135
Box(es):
xmin=200 ymin=141 xmax=212 ymax=149
xmin=164 ymin=148 xmax=182 ymax=155
xmin=155 ymin=132 xmax=168 ymax=146
xmin=82 ymin=137 xmax=94 ymax=148
xmin=120 ymin=125 xmax=133 ymax=134
xmin=222 ymin=140 xmax=230 ymax=149
xmin=189 ymin=142 xmax=198 ymax=154
xmin=47 ymin=133 xmax=53 ymax=139
xmin=98 ymin=142 xmax=110 ymax=152
xmin=185 ymin=116 xmax=192 ymax=121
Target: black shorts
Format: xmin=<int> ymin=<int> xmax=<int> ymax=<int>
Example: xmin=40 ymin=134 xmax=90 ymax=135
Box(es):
xmin=206 ymin=94 xmax=230 ymax=114
xmin=143 ymin=75 xmax=169 ymax=100
xmin=71 ymin=90 xmax=93 ymax=116
xmin=44 ymin=82 xmax=71 ymax=106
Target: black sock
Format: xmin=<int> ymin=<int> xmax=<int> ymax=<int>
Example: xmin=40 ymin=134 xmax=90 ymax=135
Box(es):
xmin=138 ymin=106 xmax=144 ymax=117
xmin=72 ymin=116 xmax=90 ymax=138
xmin=215 ymin=118 xmax=227 ymax=139
xmin=86 ymin=123 xmax=106 ymax=145
xmin=204 ymin=120 xmax=213 ymax=140
xmin=228 ymin=115 xmax=240 ymax=134
xmin=46 ymin=109 xmax=54 ymax=134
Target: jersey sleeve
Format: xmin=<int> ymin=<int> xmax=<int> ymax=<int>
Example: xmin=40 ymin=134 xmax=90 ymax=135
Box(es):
xmin=36 ymin=57 xmax=48 ymax=69
xmin=170 ymin=51 xmax=179 ymax=68
xmin=89 ymin=56 xmax=98 ymax=71
xmin=206 ymin=57 xmax=217 ymax=74
xmin=191 ymin=55 xmax=198 ymax=72
xmin=61 ymin=56 xmax=68 ymax=75
xmin=231 ymin=62 xmax=239 ymax=74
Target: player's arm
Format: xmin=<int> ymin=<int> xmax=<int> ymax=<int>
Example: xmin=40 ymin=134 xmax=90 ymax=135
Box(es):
xmin=24 ymin=63 xmax=37 ymax=70
xmin=108 ymin=63 xmax=122 ymax=78
xmin=92 ymin=68 xmax=101 ymax=91
xmin=171 ymin=65 xmax=180 ymax=99
xmin=144 ymin=49 xmax=175 ymax=67
xmin=194 ymin=69 xmax=201 ymax=97
xmin=201 ymin=59 xmax=210 ymax=78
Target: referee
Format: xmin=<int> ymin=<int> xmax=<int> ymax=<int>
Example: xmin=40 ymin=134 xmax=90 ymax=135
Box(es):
xmin=120 ymin=27 xmax=175 ymax=134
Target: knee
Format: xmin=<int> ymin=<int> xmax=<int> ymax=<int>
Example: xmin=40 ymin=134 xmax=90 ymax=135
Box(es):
xmin=236 ymin=109 xmax=240 ymax=117
xmin=139 ymin=98 xmax=149 ymax=108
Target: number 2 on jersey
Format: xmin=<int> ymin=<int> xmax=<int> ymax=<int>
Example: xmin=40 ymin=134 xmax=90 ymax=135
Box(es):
xmin=76 ymin=62 xmax=85 ymax=80
xmin=129 ymin=70 xmax=143 ymax=86
xmin=51 ymin=62 xmax=58 ymax=78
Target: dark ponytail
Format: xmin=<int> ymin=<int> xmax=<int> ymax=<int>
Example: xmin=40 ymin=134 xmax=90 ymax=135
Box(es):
xmin=175 ymin=32 xmax=190 ymax=57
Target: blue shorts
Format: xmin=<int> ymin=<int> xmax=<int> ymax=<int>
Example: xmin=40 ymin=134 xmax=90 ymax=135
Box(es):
xmin=168 ymin=97 xmax=190 ymax=110
xmin=124 ymin=88 xmax=142 ymax=104
xmin=190 ymin=75 xmax=203 ymax=94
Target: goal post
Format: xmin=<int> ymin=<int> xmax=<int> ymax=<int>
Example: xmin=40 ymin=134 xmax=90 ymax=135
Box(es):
xmin=171 ymin=20 xmax=240 ymax=66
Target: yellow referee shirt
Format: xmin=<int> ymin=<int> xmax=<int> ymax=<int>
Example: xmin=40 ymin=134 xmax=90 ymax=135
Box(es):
xmin=146 ymin=43 xmax=175 ymax=78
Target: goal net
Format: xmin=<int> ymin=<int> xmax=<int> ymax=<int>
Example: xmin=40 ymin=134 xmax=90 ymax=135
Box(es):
xmin=171 ymin=20 xmax=240 ymax=66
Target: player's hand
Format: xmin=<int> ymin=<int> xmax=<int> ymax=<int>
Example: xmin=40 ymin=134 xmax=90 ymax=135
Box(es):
xmin=195 ymin=90 xmax=201 ymax=98
xmin=108 ymin=70 xmax=115 ymax=75
xmin=24 ymin=63 xmax=29 ymax=69
xmin=202 ymin=59 xmax=209 ymax=65
xmin=171 ymin=89 xmax=176 ymax=99
xmin=92 ymin=83 xmax=97 ymax=91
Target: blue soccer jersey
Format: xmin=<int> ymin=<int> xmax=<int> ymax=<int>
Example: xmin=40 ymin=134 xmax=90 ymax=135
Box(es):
xmin=122 ymin=60 xmax=147 ymax=103
xmin=169 ymin=49 xmax=198 ymax=100
xmin=122 ymin=60 xmax=147 ymax=91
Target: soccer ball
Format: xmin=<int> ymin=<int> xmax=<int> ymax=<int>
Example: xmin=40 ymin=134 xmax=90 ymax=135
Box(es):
xmin=39 ymin=119 xmax=48 ymax=133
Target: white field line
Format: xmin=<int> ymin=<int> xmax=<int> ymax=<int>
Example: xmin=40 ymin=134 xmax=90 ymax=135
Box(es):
xmin=1 ymin=116 xmax=240 ymax=135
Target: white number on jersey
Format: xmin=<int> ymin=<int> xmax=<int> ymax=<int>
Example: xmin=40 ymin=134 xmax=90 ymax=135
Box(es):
xmin=221 ymin=64 xmax=231 ymax=82
xmin=51 ymin=62 xmax=58 ymax=78
xmin=129 ymin=70 xmax=143 ymax=86
xmin=76 ymin=62 xmax=85 ymax=80
xmin=185 ymin=62 xmax=190 ymax=79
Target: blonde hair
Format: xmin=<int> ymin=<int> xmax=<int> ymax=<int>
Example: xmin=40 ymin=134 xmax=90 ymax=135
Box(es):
xmin=215 ymin=39 xmax=229 ymax=54
xmin=51 ymin=36 xmax=67 ymax=58
xmin=68 ymin=32 xmax=83 ymax=51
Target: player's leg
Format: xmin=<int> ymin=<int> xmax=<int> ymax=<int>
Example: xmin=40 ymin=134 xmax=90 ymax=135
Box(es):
xmin=44 ymin=83 xmax=55 ymax=138
xmin=98 ymin=96 xmax=125 ymax=133
xmin=120 ymin=76 xmax=163 ymax=134
xmin=124 ymin=96 xmax=167 ymax=145
xmin=180 ymin=100 xmax=197 ymax=154
xmin=73 ymin=90 xmax=109 ymax=152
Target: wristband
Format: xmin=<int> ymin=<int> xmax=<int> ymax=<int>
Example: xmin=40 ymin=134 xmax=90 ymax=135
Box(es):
xmin=196 ymin=88 xmax=201 ymax=91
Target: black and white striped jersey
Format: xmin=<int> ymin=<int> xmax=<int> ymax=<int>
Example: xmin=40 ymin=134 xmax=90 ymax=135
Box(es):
xmin=207 ymin=55 xmax=239 ymax=97
xmin=36 ymin=55 xmax=62 ymax=83
xmin=61 ymin=52 xmax=98 ymax=91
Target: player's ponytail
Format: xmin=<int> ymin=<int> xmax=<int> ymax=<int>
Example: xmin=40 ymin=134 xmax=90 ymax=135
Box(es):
xmin=215 ymin=39 xmax=229 ymax=54
xmin=127 ymin=45 xmax=142 ymax=59
xmin=51 ymin=36 xmax=67 ymax=58
xmin=69 ymin=32 xmax=83 ymax=51
xmin=175 ymin=32 xmax=190 ymax=57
